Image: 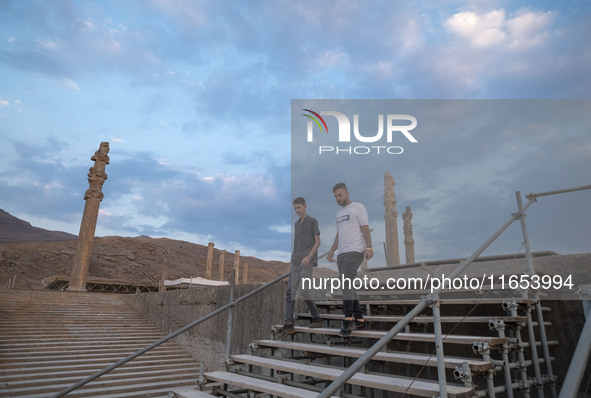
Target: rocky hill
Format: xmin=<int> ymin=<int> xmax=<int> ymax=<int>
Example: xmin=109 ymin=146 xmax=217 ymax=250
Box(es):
xmin=0 ymin=210 xmax=289 ymax=290
xmin=0 ymin=209 xmax=77 ymax=243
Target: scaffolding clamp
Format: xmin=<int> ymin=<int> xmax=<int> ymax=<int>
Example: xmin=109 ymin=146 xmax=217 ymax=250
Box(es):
xmin=501 ymin=300 xmax=519 ymax=312
xmin=488 ymin=319 xmax=505 ymax=332
xmin=453 ymin=362 xmax=474 ymax=387
xmin=472 ymin=341 xmax=490 ymax=356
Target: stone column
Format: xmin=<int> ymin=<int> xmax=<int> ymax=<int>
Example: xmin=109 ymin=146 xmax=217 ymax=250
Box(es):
xmin=243 ymin=261 xmax=249 ymax=284
xmin=383 ymin=171 xmax=400 ymax=266
xmin=159 ymin=248 xmax=170 ymax=292
xmin=233 ymin=250 xmax=240 ymax=284
xmin=206 ymin=242 xmax=214 ymax=280
xmin=69 ymin=142 xmax=110 ymax=292
xmin=403 ymin=206 xmax=415 ymax=264
xmin=218 ymin=250 xmax=226 ymax=281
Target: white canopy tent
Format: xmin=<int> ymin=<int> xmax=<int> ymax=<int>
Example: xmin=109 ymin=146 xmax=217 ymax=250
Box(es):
xmin=164 ymin=277 xmax=229 ymax=287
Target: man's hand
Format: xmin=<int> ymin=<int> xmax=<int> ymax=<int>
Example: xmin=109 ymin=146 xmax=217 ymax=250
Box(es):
xmin=326 ymin=250 xmax=336 ymax=263
xmin=301 ymin=255 xmax=311 ymax=267
xmin=364 ymin=249 xmax=374 ymax=260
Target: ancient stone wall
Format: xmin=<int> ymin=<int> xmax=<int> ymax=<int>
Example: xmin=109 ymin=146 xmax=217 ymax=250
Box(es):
xmin=123 ymin=281 xmax=286 ymax=372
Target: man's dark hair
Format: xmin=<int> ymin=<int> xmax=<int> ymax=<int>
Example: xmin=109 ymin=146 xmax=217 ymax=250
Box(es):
xmin=293 ymin=197 xmax=306 ymax=206
xmin=332 ymin=182 xmax=348 ymax=193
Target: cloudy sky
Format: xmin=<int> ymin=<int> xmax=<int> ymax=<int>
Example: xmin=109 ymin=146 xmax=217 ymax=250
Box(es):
xmin=1 ymin=1 xmax=590 ymax=264
xmin=292 ymin=99 xmax=591 ymax=268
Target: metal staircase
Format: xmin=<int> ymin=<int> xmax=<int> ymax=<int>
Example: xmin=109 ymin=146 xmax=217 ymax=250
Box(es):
xmin=184 ymin=293 xmax=556 ymax=398
xmin=172 ymin=186 xmax=588 ymax=398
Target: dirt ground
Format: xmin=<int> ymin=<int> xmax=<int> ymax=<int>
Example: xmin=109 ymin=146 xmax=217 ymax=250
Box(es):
xmin=0 ymin=236 xmax=290 ymax=290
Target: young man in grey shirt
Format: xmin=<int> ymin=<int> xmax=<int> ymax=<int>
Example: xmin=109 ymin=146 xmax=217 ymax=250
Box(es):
xmin=277 ymin=197 xmax=323 ymax=339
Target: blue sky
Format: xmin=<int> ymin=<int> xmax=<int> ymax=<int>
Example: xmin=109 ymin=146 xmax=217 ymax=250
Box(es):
xmin=1 ymin=1 xmax=590 ymax=263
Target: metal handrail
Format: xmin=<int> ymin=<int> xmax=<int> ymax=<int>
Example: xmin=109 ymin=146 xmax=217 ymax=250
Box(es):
xmin=319 ymin=184 xmax=591 ymax=398
xmin=50 ymin=271 xmax=290 ymax=398
xmin=316 ymin=194 xmax=537 ymax=398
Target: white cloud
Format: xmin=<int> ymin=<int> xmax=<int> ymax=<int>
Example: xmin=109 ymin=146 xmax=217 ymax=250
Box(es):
xmin=38 ymin=40 xmax=59 ymax=50
xmin=433 ymin=7 xmax=565 ymax=94
xmin=269 ymin=224 xmax=291 ymax=234
xmin=218 ymin=173 xmax=279 ymax=201
xmin=445 ymin=9 xmax=556 ymax=51
xmin=445 ymin=9 xmax=506 ymax=48
xmin=506 ymin=10 xmax=555 ymax=49
xmin=99 ymin=209 xmax=113 ymax=217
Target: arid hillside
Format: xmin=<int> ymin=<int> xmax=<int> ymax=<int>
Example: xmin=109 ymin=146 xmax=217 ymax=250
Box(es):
xmin=0 ymin=209 xmax=77 ymax=244
xmin=0 ymin=210 xmax=289 ymax=290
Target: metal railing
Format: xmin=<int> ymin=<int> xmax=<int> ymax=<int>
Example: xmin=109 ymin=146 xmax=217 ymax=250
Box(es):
xmin=50 ymin=270 xmax=290 ymax=398
xmin=317 ymin=184 xmax=591 ymax=398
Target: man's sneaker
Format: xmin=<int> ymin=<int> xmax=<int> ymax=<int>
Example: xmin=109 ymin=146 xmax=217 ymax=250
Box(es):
xmin=339 ymin=319 xmax=355 ymax=337
xmin=355 ymin=318 xmax=367 ymax=330
xmin=309 ymin=318 xmax=323 ymax=328
xmin=276 ymin=324 xmax=295 ymax=340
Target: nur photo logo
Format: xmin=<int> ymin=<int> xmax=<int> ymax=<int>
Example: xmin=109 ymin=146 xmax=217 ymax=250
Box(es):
xmin=302 ymin=109 xmax=418 ymax=155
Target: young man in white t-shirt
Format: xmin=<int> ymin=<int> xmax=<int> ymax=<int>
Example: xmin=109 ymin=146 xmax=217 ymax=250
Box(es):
xmin=327 ymin=183 xmax=373 ymax=336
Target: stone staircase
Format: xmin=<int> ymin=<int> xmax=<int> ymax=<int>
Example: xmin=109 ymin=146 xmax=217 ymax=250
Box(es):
xmin=172 ymin=294 xmax=557 ymax=398
xmin=0 ymin=290 xmax=201 ymax=397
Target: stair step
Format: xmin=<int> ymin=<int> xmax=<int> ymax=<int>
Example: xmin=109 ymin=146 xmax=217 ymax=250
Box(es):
xmin=0 ymin=326 xmax=157 ymax=332
xmin=0 ymin=340 xmax=170 ymax=350
xmin=230 ymin=354 xmax=475 ymax=398
xmin=315 ymin=297 xmax=536 ymax=306
xmin=0 ymin=335 xmax=164 ymax=344
xmin=2 ymin=353 xmax=196 ymax=375
xmin=2 ymin=347 xmax=186 ymax=360
xmin=2 ymin=367 xmax=200 ymax=390
xmin=204 ymin=371 xmax=339 ymax=398
xmin=252 ymin=339 xmax=493 ymax=371
xmin=0 ymin=290 xmax=203 ymax=398
xmin=3 ymin=352 xmax=191 ymax=369
xmin=0 ymin=334 xmax=163 ymax=343
xmin=170 ymin=389 xmax=217 ymax=397
xmin=2 ymin=362 xmax=199 ymax=382
xmin=290 ymin=326 xmax=507 ymax=346
xmin=297 ymin=312 xmax=527 ymax=324
xmin=352 ymin=284 xmax=513 ymax=298
xmin=3 ymin=373 xmax=198 ymax=397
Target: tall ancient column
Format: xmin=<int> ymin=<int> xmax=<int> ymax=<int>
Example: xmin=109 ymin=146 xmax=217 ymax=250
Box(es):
xmin=206 ymin=242 xmax=214 ymax=280
xmin=159 ymin=248 xmax=170 ymax=292
xmin=403 ymin=206 xmax=415 ymax=264
xmin=69 ymin=142 xmax=110 ymax=291
xmin=218 ymin=250 xmax=226 ymax=281
xmin=233 ymin=250 xmax=240 ymax=284
xmin=383 ymin=172 xmax=400 ymax=266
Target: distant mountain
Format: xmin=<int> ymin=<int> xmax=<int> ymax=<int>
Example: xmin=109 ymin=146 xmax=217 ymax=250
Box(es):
xmin=0 ymin=209 xmax=77 ymax=244
xmin=0 ymin=210 xmax=290 ymax=289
